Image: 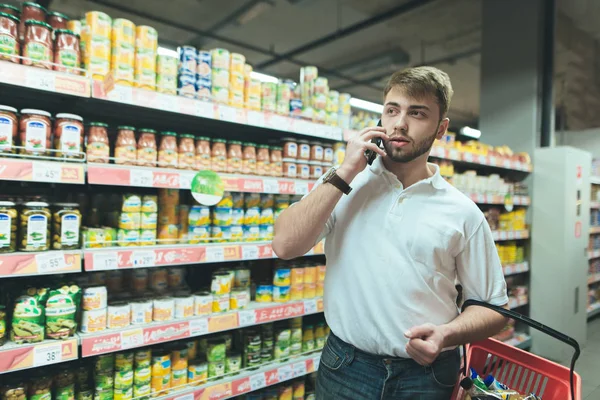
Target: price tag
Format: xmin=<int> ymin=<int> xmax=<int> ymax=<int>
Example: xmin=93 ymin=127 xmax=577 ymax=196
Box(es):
xmin=130 ymin=169 xmax=154 ymax=187
xmin=478 ymin=155 xmax=487 ymax=165
xmin=131 ymin=250 xmax=156 ymax=268
xmin=218 ymin=105 xmax=237 ymax=122
xmin=108 ymin=85 xmax=133 ymax=104
xmin=263 ymin=179 xmax=279 ymax=193
xmin=449 ymin=149 xmax=459 ymax=160
xmin=238 ymin=310 xmax=256 ymax=327
xmin=157 ymin=94 xmax=178 ymax=113
xmin=293 ymin=361 xmax=307 ymax=377
xmin=247 ymin=111 xmax=265 ymax=127
xmin=32 ymin=162 xmax=62 ymax=183
xmin=179 ymin=172 xmax=194 ymax=189
xmin=463 ymin=153 xmax=474 ymax=163
xmin=92 ymin=252 xmax=119 ymax=270
xmin=242 ymin=245 xmax=259 ymax=260
xmin=35 ymin=251 xmax=66 ymax=273
xmin=26 ymin=70 xmax=55 ymax=91
xmin=196 ymin=101 xmax=215 ymax=119
xmin=313 ymin=356 xmax=320 ymax=370
xmin=189 ymin=318 xmax=209 ymax=336
xmin=34 ymin=342 xmax=62 ymax=367
xmin=120 ymin=329 xmax=144 ymax=349
xmin=489 ymin=156 xmax=497 ymax=166
xmin=174 ymin=394 xmax=194 ymax=400
xmin=250 ymin=373 xmax=267 ymax=391
xmin=295 ymin=182 xmax=309 ymax=195
xmin=278 ymin=365 xmax=293 ymax=382
xmin=503 ymin=159 xmax=512 ymax=169
xmin=304 ymin=299 xmax=318 ymax=314
xmin=206 ymin=246 xmax=225 ymax=262
xmin=507 ymin=231 xmax=515 ymax=240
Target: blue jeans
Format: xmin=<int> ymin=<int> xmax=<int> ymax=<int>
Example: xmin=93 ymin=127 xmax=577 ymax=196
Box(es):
xmin=316 ymin=333 xmax=460 ymax=399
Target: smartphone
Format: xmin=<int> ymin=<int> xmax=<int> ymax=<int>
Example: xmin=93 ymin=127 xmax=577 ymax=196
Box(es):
xmin=365 ymin=119 xmax=384 ymax=165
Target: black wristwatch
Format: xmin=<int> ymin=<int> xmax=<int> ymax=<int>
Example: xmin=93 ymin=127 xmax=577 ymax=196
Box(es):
xmin=323 ymin=168 xmax=352 ymax=195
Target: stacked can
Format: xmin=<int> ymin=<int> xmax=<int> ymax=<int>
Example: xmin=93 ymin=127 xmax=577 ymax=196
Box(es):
xmin=242 ymin=328 xmax=262 ymax=368
xmin=151 ymin=348 xmax=171 ymax=397
xmin=111 ymin=18 xmax=135 ymax=85
xmin=229 ymin=52 xmax=245 ymax=107
xmin=243 ymin=193 xmax=260 ymax=241
xmin=244 ymin=64 xmax=261 ymax=111
xmin=134 ymin=25 xmax=158 ymax=90
xmin=170 ymin=345 xmax=188 ymax=390
xmin=259 ymin=193 xmax=274 ymax=241
xmin=290 ymin=82 xmax=303 ymax=118
xmin=261 ymin=324 xmax=274 ymax=364
xmin=211 ymin=48 xmax=230 ymax=103
xmin=338 ymin=92 xmax=352 ymax=129
xmin=276 ymin=80 xmax=292 ymax=115
xmin=261 ymin=81 xmax=277 ymax=113
xmin=326 ymin=90 xmax=340 ymax=126
xmin=196 ymin=50 xmax=212 ymax=99
xmin=187 ymin=204 xmax=210 ymax=244
xmin=133 ymin=349 xmax=152 ymax=400
xmin=312 ymin=77 xmax=329 ymax=123
xmin=273 ymin=263 xmax=291 ymax=303
xmin=82 ymin=11 xmax=112 ymax=79
xmin=158 ymin=189 xmax=179 ymax=244
xmin=81 ymin=286 xmax=108 ymax=333
xmin=178 ymin=46 xmax=196 ymax=98
xmin=114 ymin=352 xmax=134 ymax=400
xmin=300 ymin=65 xmax=318 ymax=111
xmin=156 ymin=54 xmax=178 ymax=95
xmin=94 ymin=354 xmax=115 ymax=400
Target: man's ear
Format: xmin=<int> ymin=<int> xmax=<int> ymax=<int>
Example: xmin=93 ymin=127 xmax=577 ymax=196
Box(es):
xmin=436 ymin=118 xmax=450 ymax=139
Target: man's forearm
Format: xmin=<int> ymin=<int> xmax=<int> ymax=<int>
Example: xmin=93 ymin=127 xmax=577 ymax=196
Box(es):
xmin=440 ymin=305 xmax=508 ymax=348
xmin=272 ymin=182 xmax=343 ymax=260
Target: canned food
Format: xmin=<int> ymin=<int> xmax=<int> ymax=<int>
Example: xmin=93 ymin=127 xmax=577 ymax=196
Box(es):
xmin=256 ymin=284 xmax=273 ymax=302
xmin=197 ymin=50 xmax=211 ymax=76
xmin=195 ymin=76 xmax=211 ymax=99
xmin=290 ymin=284 xmax=303 ymax=301
xmin=273 ymin=267 xmax=291 ymax=287
xmin=132 ymin=269 xmax=148 ymax=293
xmin=189 ymin=205 xmax=210 ymax=226
xmin=149 ymin=268 xmax=168 ymax=292
xmin=211 ymin=225 xmax=231 ymax=242
xmin=178 ymin=73 xmax=196 ymax=98
xmin=244 ymin=207 xmax=260 ymax=226
xmin=212 ymin=293 xmax=230 ymax=313
xmin=230 ymin=288 xmax=250 ymax=310
xmin=135 ymin=348 xmax=152 ymax=368
xmin=226 ymin=352 xmax=242 ymax=374
xmin=151 ymin=350 xmax=171 ymax=396
xmin=234 ymin=267 xmax=250 ymax=288
xmin=211 ymin=48 xmax=230 ymax=69
xmin=107 ymin=301 xmax=131 ymax=329
xmin=153 ymin=297 xmax=174 ymax=322
xmin=178 ymin=45 xmax=197 ymax=75
xmin=194 ymin=291 xmax=212 ymax=316
xmin=174 ymin=295 xmax=194 ymax=319
xmin=80 ymin=308 xmax=107 ymax=333
xmin=211 ymin=272 xmax=232 ymax=295
xmin=273 ymin=285 xmax=290 ymax=303
xmin=188 ymin=225 xmax=210 ymax=244
xmin=188 ymin=360 xmax=208 ymax=386
xmin=82 ymin=286 xmax=107 ymax=310
xmin=262 ymin=82 xmax=277 ymax=112
xmin=212 ymin=207 xmax=232 ymax=226
xmin=243 ymin=225 xmax=260 ymax=242
xmin=130 ymin=299 xmax=153 ymax=325
xmin=229 ymin=52 xmax=245 ymax=72
xmin=212 ymin=86 xmax=229 ymax=103
xmin=167 ymin=267 xmax=185 ymax=288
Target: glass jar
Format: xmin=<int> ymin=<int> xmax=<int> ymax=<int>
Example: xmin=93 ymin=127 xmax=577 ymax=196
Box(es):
xmin=52 ymin=203 xmax=81 ymax=250
xmin=0 ymin=201 xmax=17 ymax=253
xmin=86 ymin=122 xmax=109 ymax=163
xmin=23 ymin=20 xmax=53 ymax=69
xmin=227 ymin=140 xmax=242 ymax=174
xmin=297 ymin=140 xmax=310 ymax=161
xmin=0 ymin=4 xmax=20 ymax=17
xmin=211 ymin=138 xmax=226 ymax=173
xmin=0 ymin=105 xmax=18 ymax=153
xmin=297 ymin=161 xmax=310 ymax=180
xmin=256 ymin=144 xmax=270 ymax=176
xmin=178 ymin=133 xmax=195 ymax=170
xmin=333 ymin=142 xmax=346 ymax=165
xmin=19 ymin=201 xmax=51 ymax=251
xmin=282 ymin=138 xmax=297 ymax=159
xmin=19 ymin=2 xmax=47 ymax=42
xmin=115 ymin=126 xmax=136 ymax=165
xmin=195 ymin=136 xmax=211 ymax=170
xmin=282 ymin=158 xmax=297 ymax=178
xmin=19 ymin=109 xmax=51 ymax=155
xmin=242 ymin=142 xmax=257 ymax=175
xmin=54 ymin=113 xmax=83 ymax=158
xmin=158 ymin=131 xmax=178 ymax=168
xmin=309 ymin=161 xmax=323 ymax=179
xmin=53 ymin=29 xmax=80 ymax=75
xmin=310 ymin=141 xmax=324 ymax=162
xmin=270 ymin=146 xmax=283 ymax=177
xmin=137 ymin=128 xmax=158 ymax=167
xmin=0 ymin=12 xmax=19 ymax=64
xmin=323 ymin=143 xmax=334 ymax=163
xmin=47 ymin=11 xmax=68 ymax=31
xmin=27 ymin=374 xmax=52 ymax=400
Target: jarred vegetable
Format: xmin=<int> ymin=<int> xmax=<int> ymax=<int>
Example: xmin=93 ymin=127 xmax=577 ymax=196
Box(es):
xmin=23 ymin=19 xmax=52 ymax=69
xmin=20 ymin=201 xmax=51 ymax=251
xmin=86 ymin=122 xmax=109 ymax=163
xmin=0 ymin=201 xmax=17 ymax=253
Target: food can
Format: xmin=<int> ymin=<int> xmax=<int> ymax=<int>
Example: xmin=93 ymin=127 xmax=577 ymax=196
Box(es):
xmin=139 ymin=229 xmax=156 ymax=246
xmin=212 ymin=207 xmax=232 ymax=226
xmin=300 ymin=66 xmax=318 ymax=83
xmin=86 ymin=11 xmax=112 ymax=37
xmin=178 ymin=73 xmax=196 ymax=98
xmin=317 ymin=264 xmax=327 ymax=281
xmin=256 ymin=284 xmax=273 ymax=302
xmin=151 ymin=349 xmax=171 ymax=396
xmin=167 ymin=267 xmax=185 ymax=288
xmin=230 ymin=288 xmax=250 ymax=310
xmin=80 ymin=308 xmax=107 ymax=333
xmin=259 ymin=224 xmax=273 ymax=241
xmin=244 ymin=207 xmax=260 ymax=225
xmin=117 ymin=228 xmax=139 ymax=246
xmin=273 ymin=285 xmax=291 ymax=303
xmin=111 ymin=42 xmax=135 ymax=84
xmin=290 ymin=284 xmax=304 ymax=301
xmin=290 ymin=267 xmax=304 ymax=285
xmin=188 ymin=360 xmax=208 ymax=385
xmin=135 ymin=348 xmax=152 ymax=368
xmin=107 ymin=301 xmax=131 ymax=329
xmin=178 ymin=45 xmax=197 ymax=75
xmin=186 ymin=340 xmax=198 ymax=360
xmin=229 ymin=71 xmax=244 ymax=91
xmin=170 ymin=367 xmax=187 ymax=390
xmin=326 ymin=90 xmax=340 ymax=113
xmin=174 ymin=295 xmax=194 ymax=319
xmin=135 ymin=25 xmax=157 ymax=50
xmin=229 ymin=89 xmax=244 ymax=108
xmin=242 ymin=225 xmax=260 ymax=242
xmin=153 ymin=297 xmax=174 ymax=322
xmin=141 ymin=195 xmax=158 ymax=212
xmin=112 ymin=18 xmax=135 ymax=43
xmin=197 ymin=50 xmax=211 ymax=76
xmin=211 ymin=272 xmax=232 ymax=295
xmin=133 ymin=378 xmax=151 ymax=399
xmin=226 ymin=352 xmax=242 ymax=373
xmin=316 ymin=281 xmax=324 ymax=297
xmin=207 ymin=361 xmax=225 ymax=378
xmin=119 ymin=212 xmax=140 ymax=230
xmin=140 ymin=212 xmax=157 ymax=230
xmin=262 ymin=82 xmax=277 ymax=112
xmin=212 ymin=86 xmax=229 ymax=104
xmin=260 ymin=207 xmax=274 ymax=225
xmin=339 ymin=92 xmax=352 ymax=115
xmin=212 ymin=293 xmax=230 ymax=313
xmin=231 ymin=208 xmax=244 ymax=225
xmin=115 ymin=352 xmax=134 ymax=372
xmin=95 ymin=353 xmax=115 ymax=372
xmin=245 ymin=78 xmax=261 ymax=110
xmin=130 ymin=299 xmax=153 ymax=325
xmin=211 ymin=48 xmax=230 ymax=69
xmin=195 ymin=76 xmax=211 ymax=99
xmin=229 ymin=52 xmax=245 ymax=73
xmin=194 ymin=291 xmax=212 ymax=316
xmin=114 ymin=386 xmax=133 ymax=400
xmin=212 ymin=67 xmax=229 ymax=87
xmin=82 ymin=286 xmax=107 ymax=310
xmin=276 ymin=82 xmax=291 ymax=115
xmin=211 ymin=225 xmax=231 ymax=243
xmin=234 ymin=267 xmax=251 ymax=288
xmin=150 ymin=268 xmax=168 ymax=292
xmin=188 ymin=225 xmax=210 ymax=244
xmin=304 ymin=265 xmax=317 ymax=283
xmin=131 ymin=269 xmax=149 ymax=293
xmin=273 ymin=267 xmax=291 ymax=287
xmin=303 ymin=282 xmax=316 ymax=299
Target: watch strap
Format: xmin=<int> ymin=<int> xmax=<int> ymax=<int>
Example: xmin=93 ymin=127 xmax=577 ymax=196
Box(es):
xmin=325 ymin=169 xmax=352 ymax=195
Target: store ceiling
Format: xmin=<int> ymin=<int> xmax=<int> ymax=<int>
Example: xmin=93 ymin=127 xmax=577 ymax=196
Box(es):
xmin=5 ymin=0 xmax=600 ymax=129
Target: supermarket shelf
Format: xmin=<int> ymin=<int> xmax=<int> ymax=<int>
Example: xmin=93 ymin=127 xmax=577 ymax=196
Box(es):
xmin=83 ymin=241 xmax=324 ymax=271
xmin=588 ymin=303 xmax=600 ymax=319
xmin=80 ymin=298 xmax=324 ymax=356
xmin=92 ymin=81 xmax=342 ymax=141
xmin=158 ymin=351 xmax=321 ymax=400
xmin=503 ymin=262 xmax=529 ymax=277
xmin=0 ymin=157 xmax=85 ymax=184
xmin=0 ymin=60 xmax=90 ymax=97
xmin=87 ymin=163 xmax=316 ymax=194
xmin=590 ymin=176 xmax=600 ymax=185
xmin=588 ymin=249 xmax=600 ymax=260
xmin=589 ymin=273 xmax=600 ymax=285
xmin=466 ymin=193 xmax=530 ymax=206
xmin=591 ymin=226 xmax=600 ymax=234
xmin=0 ymin=250 xmax=81 ymax=278
xmin=591 ymin=202 xmax=600 ymax=210
xmin=508 ymin=295 xmax=529 ymax=310
xmin=504 ymin=334 xmax=532 ymax=350
xmin=492 ymin=230 xmax=530 ymax=241
xmin=0 ymin=338 xmax=78 ymax=375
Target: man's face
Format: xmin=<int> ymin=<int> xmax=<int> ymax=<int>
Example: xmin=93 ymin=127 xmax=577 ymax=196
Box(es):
xmin=380 ymin=87 xmax=449 ymax=163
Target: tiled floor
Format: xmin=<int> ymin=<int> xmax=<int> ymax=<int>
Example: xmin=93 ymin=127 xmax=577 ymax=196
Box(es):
xmin=578 ymin=317 xmax=600 ymax=399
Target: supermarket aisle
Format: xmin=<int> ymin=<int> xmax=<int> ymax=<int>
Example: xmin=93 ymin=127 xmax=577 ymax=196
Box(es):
xmin=580 ymin=318 xmax=600 ymax=399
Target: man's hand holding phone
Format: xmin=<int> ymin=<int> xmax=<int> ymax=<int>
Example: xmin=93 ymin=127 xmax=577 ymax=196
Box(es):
xmin=337 ymin=126 xmax=387 ymax=184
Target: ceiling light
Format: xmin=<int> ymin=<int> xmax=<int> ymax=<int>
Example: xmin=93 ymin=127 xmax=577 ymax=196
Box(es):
xmin=350 ymin=98 xmax=383 ymax=114
xmin=459 ymin=126 xmax=482 ymax=139
xmin=158 ymin=46 xmax=178 ymax=58
xmin=251 ymin=71 xmax=279 ymax=83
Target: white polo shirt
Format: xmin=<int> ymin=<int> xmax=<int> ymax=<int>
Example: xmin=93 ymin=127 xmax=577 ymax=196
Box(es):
xmin=315 ymin=157 xmax=508 ymax=357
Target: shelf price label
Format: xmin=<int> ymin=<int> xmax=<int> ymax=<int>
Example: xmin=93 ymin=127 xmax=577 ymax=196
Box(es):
xmin=33 ymin=342 xmax=62 ymax=367
xmin=32 ymin=162 xmax=62 ymax=183
xmin=120 ymin=329 xmax=144 ymax=349
xmin=242 ymin=245 xmax=259 ymax=260
xmin=131 ymin=250 xmax=156 ymax=268
xmin=238 ymin=310 xmax=257 ymax=327
xmin=292 ymin=361 xmax=307 ymax=377
xmin=189 ymin=318 xmax=209 ymax=336
xmin=130 ymin=169 xmax=154 ymax=187
xmin=304 ymin=299 xmax=318 ymax=314
xmin=250 ymin=373 xmax=267 ymax=391
xmin=26 ymin=70 xmax=55 ymax=92
xmin=92 ymin=252 xmax=119 ymax=270
xmin=278 ymin=365 xmax=293 ymax=382
xmin=206 ymin=246 xmax=225 ymax=262
xmin=247 ymin=111 xmax=265 ymax=127
xmin=35 ymin=251 xmax=66 ymax=273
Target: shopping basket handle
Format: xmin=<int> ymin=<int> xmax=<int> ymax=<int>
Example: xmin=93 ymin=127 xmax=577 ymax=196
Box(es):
xmin=461 ymin=299 xmax=581 ymax=400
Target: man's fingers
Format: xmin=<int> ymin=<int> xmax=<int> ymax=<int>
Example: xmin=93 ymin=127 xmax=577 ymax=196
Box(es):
xmin=364 ymin=143 xmax=386 ymax=157
xmin=359 ymin=126 xmax=386 ymax=137
xmin=361 ymin=130 xmax=388 ymax=142
xmin=405 ymin=343 xmax=428 ymax=366
xmin=405 ymin=324 xmax=434 ymax=339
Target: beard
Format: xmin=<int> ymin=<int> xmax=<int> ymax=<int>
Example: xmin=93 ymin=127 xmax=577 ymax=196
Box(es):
xmin=382 ymin=126 xmax=439 ymax=163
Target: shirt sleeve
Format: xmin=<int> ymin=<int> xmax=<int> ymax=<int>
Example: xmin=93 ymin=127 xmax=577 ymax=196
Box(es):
xmin=456 ymin=218 xmax=509 ymax=306
xmin=298 ymin=167 xmax=336 ymax=244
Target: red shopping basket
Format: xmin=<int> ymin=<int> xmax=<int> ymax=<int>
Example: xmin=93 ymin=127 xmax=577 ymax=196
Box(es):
xmin=451 ymin=300 xmax=582 ymax=400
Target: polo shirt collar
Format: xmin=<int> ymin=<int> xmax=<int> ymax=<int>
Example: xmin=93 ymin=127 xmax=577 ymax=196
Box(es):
xmin=369 ymin=156 xmax=445 ymax=190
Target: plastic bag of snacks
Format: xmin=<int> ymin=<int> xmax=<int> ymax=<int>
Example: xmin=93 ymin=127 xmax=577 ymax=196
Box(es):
xmin=460 ymin=368 xmax=542 ymax=399
xmin=45 ymin=284 xmax=82 ymax=339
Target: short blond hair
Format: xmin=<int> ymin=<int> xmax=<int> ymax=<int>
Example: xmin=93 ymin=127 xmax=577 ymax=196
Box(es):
xmin=383 ymin=66 xmax=454 ymax=119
